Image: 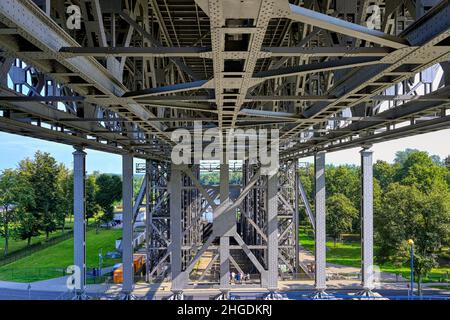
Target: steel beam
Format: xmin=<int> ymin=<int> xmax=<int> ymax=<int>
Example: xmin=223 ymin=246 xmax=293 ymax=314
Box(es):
xmin=284 ymin=3 xmax=409 ymax=49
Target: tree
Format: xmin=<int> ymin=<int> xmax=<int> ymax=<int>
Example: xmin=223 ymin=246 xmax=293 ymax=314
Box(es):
xmin=92 ymin=206 xmax=106 ymax=234
xmin=0 ymin=169 xmax=34 ymax=255
xmin=326 ymin=193 xmax=358 ymax=246
xmin=85 ymin=174 xmax=98 ymax=222
xmin=374 ymin=160 xmax=397 ymax=192
xmin=55 ymin=165 xmax=71 ymax=233
xmin=444 ymin=155 xmax=450 ymax=171
xmin=16 ymin=210 xmax=40 ymax=246
xmin=19 ymin=152 xmax=61 ymax=240
xmin=394 ymin=148 xmax=419 ymax=166
xmin=95 ymin=174 xmax=122 ymax=219
xmin=376 ymin=183 xmax=450 ymax=294
xmin=326 ymin=165 xmax=360 ymax=207
xmin=395 ymin=150 xmax=448 ymax=193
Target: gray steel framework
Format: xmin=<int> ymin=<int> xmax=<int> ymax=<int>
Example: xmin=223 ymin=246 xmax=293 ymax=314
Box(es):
xmin=0 ymin=0 xmax=448 ymax=297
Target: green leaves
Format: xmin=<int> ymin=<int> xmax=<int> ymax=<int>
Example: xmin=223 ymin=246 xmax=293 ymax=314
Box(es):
xmin=326 ymin=193 xmax=358 ymax=245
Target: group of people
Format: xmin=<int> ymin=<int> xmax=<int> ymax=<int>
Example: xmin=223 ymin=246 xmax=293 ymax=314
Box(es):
xmin=230 ymin=271 xmax=251 ymax=284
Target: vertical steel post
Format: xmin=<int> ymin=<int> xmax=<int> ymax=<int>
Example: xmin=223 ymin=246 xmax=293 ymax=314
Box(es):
xmin=267 ymin=171 xmax=278 ymax=291
xmin=122 ymin=153 xmax=134 ymax=294
xmin=170 ymin=164 xmax=183 ymax=292
xmin=314 ymin=151 xmax=327 ymax=292
xmin=219 ymin=163 xmax=230 ymax=291
xmin=361 ymin=149 xmax=374 ymax=292
xmin=145 ymin=160 xmax=152 ymax=283
xmin=294 ymin=161 xmax=300 ymax=274
xmin=73 ymin=147 xmax=86 ymax=296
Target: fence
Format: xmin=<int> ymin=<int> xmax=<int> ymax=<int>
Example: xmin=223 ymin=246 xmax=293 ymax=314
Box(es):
xmin=0 ymin=267 xmax=114 ymax=284
xmin=0 ymin=267 xmax=69 ymax=282
xmin=0 ymin=232 xmax=74 ymax=267
xmin=0 ymin=225 xmax=97 ymax=267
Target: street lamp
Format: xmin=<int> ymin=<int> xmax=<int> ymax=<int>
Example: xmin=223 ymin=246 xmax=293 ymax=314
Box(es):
xmin=408 ymin=239 xmax=414 ymax=298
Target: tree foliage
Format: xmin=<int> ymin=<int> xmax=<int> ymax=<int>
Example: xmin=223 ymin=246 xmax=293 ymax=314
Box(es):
xmin=326 ymin=193 xmax=358 ymax=246
xmin=0 ymin=152 xmax=126 ymax=250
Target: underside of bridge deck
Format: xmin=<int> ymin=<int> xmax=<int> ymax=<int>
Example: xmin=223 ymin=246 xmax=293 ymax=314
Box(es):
xmin=0 ymin=0 xmax=449 ymax=299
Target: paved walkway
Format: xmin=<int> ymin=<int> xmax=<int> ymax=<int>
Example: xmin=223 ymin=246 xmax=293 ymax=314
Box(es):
xmin=0 ymin=276 xmax=108 ymax=293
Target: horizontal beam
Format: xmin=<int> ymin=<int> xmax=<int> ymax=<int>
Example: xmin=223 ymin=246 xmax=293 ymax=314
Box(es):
xmin=58 ymin=46 xmax=393 ymax=58
xmin=254 ymin=57 xmax=382 ymax=80
xmin=122 ymin=80 xmax=210 ymax=98
xmin=59 ymin=46 xmax=209 ymax=57
xmin=0 ymin=96 xmax=85 ymax=102
xmin=264 ymin=46 xmax=394 ymax=57
xmin=284 ymin=4 xmax=410 ymax=49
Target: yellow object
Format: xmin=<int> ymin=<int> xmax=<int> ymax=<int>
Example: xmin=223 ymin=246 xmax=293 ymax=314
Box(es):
xmin=408 ymin=239 xmax=414 ymax=246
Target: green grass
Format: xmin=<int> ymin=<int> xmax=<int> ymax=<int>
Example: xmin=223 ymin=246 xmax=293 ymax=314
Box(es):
xmin=299 ymin=226 xmax=450 ymax=281
xmin=0 ymin=228 xmax=121 ymax=282
xmin=299 ymin=227 xmax=361 ymax=268
xmin=0 ymin=220 xmax=74 ymax=258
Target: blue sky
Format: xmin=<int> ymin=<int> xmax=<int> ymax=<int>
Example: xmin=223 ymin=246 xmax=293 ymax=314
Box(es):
xmin=0 ymin=130 xmax=449 ymax=174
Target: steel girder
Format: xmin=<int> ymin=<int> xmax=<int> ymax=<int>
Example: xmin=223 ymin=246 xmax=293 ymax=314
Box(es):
xmin=0 ymin=0 xmax=448 ymax=158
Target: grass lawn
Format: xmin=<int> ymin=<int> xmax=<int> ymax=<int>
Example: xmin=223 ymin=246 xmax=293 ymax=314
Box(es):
xmin=0 ymin=228 xmax=121 ymax=282
xmin=0 ymin=220 xmax=74 ymax=258
xmin=299 ymin=226 xmax=450 ymax=281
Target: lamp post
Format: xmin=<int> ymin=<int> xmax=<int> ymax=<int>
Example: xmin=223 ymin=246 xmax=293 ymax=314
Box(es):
xmin=408 ymin=239 xmax=414 ymax=298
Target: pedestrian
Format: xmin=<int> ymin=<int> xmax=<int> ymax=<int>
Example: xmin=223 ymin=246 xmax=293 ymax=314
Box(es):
xmin=231 ymin=271 xmax=236 ymax=283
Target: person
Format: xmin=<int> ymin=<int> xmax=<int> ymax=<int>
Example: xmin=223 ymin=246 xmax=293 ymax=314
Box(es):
xmin=246 ymin=273 xmax=251 ymax=282
xmin=231 ymin=271 xmax=236 ymax=283
xmin=236 ymin=272 xmax=241 ymax=283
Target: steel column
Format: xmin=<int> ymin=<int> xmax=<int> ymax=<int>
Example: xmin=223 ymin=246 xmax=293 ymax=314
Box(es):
xmin=361 ymin=149 xmax=374 ymax=292
xmin=219 ymin=163 xmax=230 ymax=291
xmin=145 ymin=160 xmax=152 ymax=282
xmin=73 ymin=147 xmax=86 ymax=296
xmin=122 ymin=153 xmax=134 ymax=294
xmin=294 ymin=160 xmax=300 ymax=274
xmin=267 ymin=171 xmax=278 ymax=291
xmin=169 ymin=164 xmax=183 ymax=292
xmin=314 ymin=152 xmax=327 ymax=292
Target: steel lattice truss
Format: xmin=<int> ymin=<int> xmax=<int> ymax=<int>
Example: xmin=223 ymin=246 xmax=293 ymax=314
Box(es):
xmin=0 ymin=0 xmax=448 ymax=161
